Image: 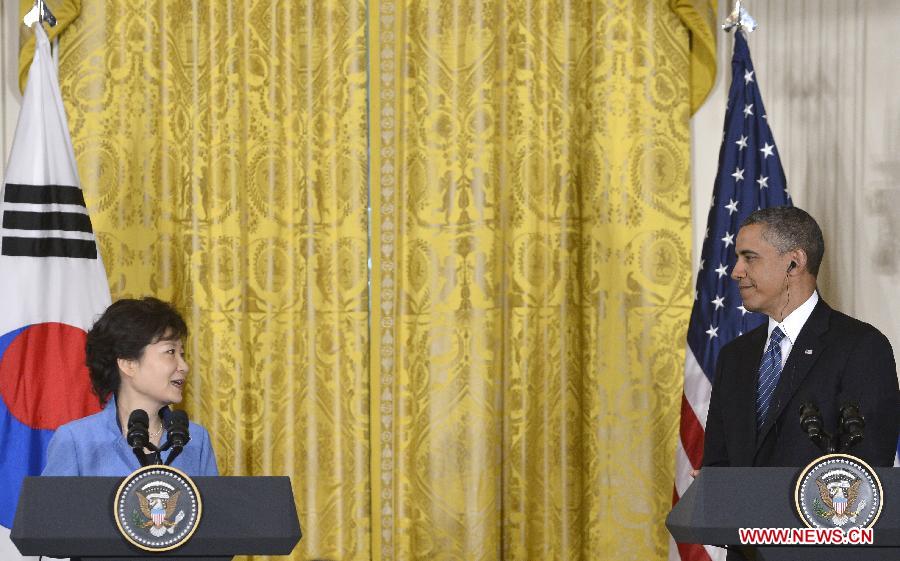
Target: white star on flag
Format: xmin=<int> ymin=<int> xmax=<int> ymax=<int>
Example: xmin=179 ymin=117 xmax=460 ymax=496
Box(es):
xmin=731 ymin=167 xmax=744 ymax=182
xmin=711 ymin=295 xmax=725 ymax=310
xmin=760 ymin=142 xmax=775 ymax=158
xmin=744 ymin=69 xmax=754 ymax=84
xmin=725 ymin=199 xmax=739 ymax=215
xmin=737 ymin=305 xmax=748 ymax=315
xmin=721 ymin=232 xmax=735 ymax=248
xmin=735 ymin=135 xmax=748 ymax=150
xmin=743 ymin=104 xmax=754 ymax=117
xmin=705 ymin=325 xmax=719 ymax=339
xmin=715 ymin=263 xmax=729 ymax=278
xmin=757 ymin=176 xmax=769 ymax=188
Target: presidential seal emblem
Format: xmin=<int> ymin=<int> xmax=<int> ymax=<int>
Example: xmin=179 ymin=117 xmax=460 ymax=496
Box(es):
xmin=794 ymin=454 xmax=883 ymax=529
xmin=114 ymin=465 xmax=202 ymax=551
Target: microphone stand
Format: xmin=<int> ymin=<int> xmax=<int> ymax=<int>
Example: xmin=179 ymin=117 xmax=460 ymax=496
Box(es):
xmin=131 ymin=445 xmax=161 ymax=467
xmin=159 ymin=411 xmax=191 ymax=466
xmin=157 ymin=438 xmax=184 ymax=466
xmin=838 ymin=402 xmax=865 ymax=452
xmin=799 ymin=402 xmax=835 ymax=453
xmin=126 ymin=413 xmax=161 ymax=466
xmin=799 ymin=402 xmax=865 ymax=455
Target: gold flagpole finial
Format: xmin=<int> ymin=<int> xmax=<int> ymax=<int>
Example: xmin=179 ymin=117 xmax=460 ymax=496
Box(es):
xmin=723 ymin=0 xmax=758 ymax=33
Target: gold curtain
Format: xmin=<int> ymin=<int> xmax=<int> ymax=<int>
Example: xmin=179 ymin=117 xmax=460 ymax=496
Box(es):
xmin=20 ymin=0 xmax=715 ymax=559
xmin=369 ymin=1 xmax=713 ymax=559
xmin=28 ymin=0 xmax=372 ymax=559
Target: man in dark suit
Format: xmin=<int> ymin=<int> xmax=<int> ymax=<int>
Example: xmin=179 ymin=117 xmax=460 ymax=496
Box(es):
xmin=700 ymin=207 xmax=899 ymax=559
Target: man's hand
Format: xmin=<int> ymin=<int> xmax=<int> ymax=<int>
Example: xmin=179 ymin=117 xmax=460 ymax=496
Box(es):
xmin=690 ymin=468 xmax=700 ymax=478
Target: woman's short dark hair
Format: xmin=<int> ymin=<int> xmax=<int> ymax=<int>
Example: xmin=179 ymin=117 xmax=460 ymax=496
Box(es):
xmin=86 ymin=297 xmax=188 ymax=404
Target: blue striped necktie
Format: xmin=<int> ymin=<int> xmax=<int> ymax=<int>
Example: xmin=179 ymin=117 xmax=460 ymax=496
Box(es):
xmin=756 ymin=326 xmax=785 ymax=431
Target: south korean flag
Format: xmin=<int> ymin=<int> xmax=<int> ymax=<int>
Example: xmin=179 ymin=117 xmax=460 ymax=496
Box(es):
xmin=0 ymin=23 xmax=110 ymax=560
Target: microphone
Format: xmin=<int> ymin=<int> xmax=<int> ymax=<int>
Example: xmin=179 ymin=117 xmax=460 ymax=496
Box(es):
xmin=839 ymin=402 xmax=865 ymax=451
xmin=162 ymin=410 xmax=191 ymax=466
xmin=799 ymin=402 xmax=833 ymax=453
xmin=126 ymin=409 xmax=158 ymax=466
xmin=126 ymin=409 xmax=149 ymax=449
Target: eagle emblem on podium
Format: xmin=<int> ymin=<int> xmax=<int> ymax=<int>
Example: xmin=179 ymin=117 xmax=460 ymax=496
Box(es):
xmin=114 ymin=465 xmax=202 ymax=551
xmin=794 ymin=454 xmax=883 ymax=529
xmin=813 ymin=470 xmax=865 ymax=526
xmin=137 ymin=488 xmax=186 ymax=537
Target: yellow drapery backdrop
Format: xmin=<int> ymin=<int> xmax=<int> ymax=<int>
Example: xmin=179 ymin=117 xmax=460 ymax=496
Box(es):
xmin=18 ymin=0 xmax=715 ymax=560
xmin=369 ymin=1 xmax=715 ymax=559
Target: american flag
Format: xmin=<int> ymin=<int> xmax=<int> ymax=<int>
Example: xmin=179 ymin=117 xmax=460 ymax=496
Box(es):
xmin=670 ymin=31 xmax=790 ymax=561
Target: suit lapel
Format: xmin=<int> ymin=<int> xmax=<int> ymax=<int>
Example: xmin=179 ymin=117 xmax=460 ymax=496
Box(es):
xmin=755 ymin=300 xmax=831 ymax=450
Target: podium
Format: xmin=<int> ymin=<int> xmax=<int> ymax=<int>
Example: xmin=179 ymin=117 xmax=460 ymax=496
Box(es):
xmin=667 ymin=467 xmax=900 ymax=561
xmin=11 ymin=476 xmax=302 ymax=560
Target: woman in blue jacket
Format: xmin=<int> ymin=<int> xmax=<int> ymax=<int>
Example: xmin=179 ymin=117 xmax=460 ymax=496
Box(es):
xmin=42 ymin=297 xmax=218 ymax=476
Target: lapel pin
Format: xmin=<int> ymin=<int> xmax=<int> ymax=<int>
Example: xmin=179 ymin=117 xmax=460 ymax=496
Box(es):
xmin=805 ymin=349 xmax=813 ymax=354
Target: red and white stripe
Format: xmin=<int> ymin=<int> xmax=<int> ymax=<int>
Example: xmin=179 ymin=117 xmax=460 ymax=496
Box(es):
xmin=669 ymin=349 xmax=725 ymax=561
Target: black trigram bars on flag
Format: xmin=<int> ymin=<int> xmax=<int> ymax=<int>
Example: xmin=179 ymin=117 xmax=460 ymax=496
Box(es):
xmin=2 ymin=183 xmax=98 ymax=259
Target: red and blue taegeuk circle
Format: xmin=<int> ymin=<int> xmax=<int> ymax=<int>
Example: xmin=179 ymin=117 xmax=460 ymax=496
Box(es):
xmin=0 ymin=322 xmax=101 ymax=526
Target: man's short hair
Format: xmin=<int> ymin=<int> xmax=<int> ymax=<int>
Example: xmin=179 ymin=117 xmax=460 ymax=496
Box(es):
xmin=741 ymin=206 xmax=825 ymax=276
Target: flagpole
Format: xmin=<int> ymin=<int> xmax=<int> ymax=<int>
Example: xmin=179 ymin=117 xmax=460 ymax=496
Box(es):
xmin=671 ymin=2 xmax=792 ymax=559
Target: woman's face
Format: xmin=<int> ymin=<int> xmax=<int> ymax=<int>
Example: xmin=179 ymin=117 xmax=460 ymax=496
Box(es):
xmin=121 ymin=337 xmax=189 ymax=408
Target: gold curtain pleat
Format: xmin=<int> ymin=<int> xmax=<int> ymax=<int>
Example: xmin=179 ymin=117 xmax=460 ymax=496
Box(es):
xmin=370 ymin=1 xmax=703 ymax=559
xmin=40 ymin=1 xmax=371 ymax=559
xmin=18 ymin=0 xmax=715 ymax=559
xmin=670 ymin=0 xmax=718 ymax=113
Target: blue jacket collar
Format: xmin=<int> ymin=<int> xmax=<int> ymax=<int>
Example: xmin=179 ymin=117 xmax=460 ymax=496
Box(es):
xmin=103 ymin=395 xmax=172 ymax=435
xmin=103 ymin=395 xmax=172 ymax=470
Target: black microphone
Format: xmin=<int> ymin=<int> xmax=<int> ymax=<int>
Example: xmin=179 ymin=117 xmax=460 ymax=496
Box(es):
xmin=839 ymin=402 xmax=865 ymax=451
xmin=162 ymin=410 xmax=191 ymax=466
xmin=126 ymin=409 xmax=149 ymax=449
xmin=126 ymin=409 xmax=158 ymax=466
xmin=799 ymin=402 xmax=833 ymax=453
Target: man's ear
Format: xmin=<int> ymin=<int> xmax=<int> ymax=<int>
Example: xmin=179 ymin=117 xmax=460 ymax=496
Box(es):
xmin=117 ymin=357 xmax=136 ymax=379
xmin=788 ymin=248 xmax=808 ymax=274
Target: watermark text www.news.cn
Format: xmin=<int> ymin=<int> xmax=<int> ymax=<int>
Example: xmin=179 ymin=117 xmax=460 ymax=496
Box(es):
xmin=738 ymin=527 xmax=873 ymax=545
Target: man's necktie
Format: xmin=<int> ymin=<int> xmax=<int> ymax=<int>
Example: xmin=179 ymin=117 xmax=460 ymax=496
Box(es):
xmin=756 ymin=326 xmax=785 ymax=431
